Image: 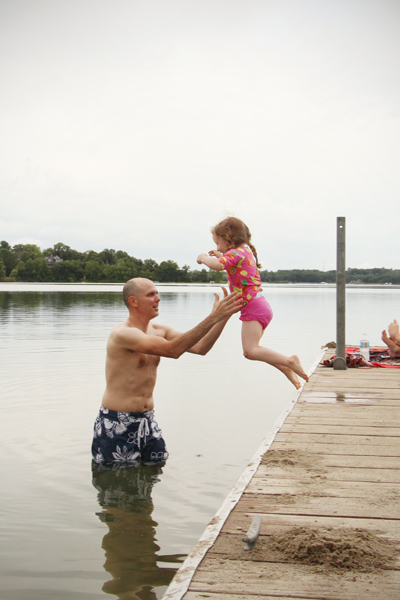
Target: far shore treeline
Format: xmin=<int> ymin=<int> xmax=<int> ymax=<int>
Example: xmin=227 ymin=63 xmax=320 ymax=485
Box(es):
xmin=1 ymin=241 xmax=399 ymax=285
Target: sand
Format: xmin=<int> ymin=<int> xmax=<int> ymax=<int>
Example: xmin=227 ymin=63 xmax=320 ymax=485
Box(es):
xmin=270 ymin=526 xmax=398 ymax=572
xmin=261 ymin=448 xmax=326 ymax=475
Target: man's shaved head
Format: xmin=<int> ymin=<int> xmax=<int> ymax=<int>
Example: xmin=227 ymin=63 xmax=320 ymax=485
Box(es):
xmin=122 ymin=278 xmax=148 ymax=307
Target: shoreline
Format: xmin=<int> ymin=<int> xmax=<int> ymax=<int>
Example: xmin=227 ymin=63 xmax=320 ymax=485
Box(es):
xmin=1 ymin=281 xmax=400 ymax=291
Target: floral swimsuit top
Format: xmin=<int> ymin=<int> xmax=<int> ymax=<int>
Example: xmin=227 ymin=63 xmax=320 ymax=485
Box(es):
xmin=218 ymin=245 xmax=262 ymax=305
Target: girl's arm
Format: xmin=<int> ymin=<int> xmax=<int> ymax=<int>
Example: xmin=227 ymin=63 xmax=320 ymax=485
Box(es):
xmin=197 ymin=253 xmax=224 ymax=271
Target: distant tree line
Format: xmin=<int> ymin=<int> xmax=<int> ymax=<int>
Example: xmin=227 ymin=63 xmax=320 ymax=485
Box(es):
xmin=1 ymin=241 xmax=399 ymax=284
xmin=0 ymin=241 xmax=225 ymax=284
xmin=260 ymin=268 xmax=400 ymax=284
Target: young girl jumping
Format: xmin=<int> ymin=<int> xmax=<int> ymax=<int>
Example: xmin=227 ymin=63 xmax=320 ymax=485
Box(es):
xmin=197 ymin=217 xmax=308 ymax=389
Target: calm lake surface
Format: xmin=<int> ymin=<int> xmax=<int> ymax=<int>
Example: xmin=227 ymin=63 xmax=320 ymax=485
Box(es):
xmin=0 ymin=283 xmax=399 ymax=600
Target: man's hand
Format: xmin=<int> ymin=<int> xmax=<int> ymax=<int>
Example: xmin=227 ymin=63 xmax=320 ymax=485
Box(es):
xmin=211 ymin=287 xmax=242 ymax=320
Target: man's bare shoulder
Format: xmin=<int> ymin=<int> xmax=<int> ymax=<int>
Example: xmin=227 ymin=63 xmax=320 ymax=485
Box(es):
xmin=148 ymin=321 xmax=170 ymax=338
xmin=109 ymin=319 xmax=133 ymax=336
xmin=107 ymin=320 xmax=142 ymax=347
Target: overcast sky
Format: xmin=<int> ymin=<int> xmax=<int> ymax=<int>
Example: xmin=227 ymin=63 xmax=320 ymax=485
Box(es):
xmin=1 ymin=0 xmax=399 ymax=271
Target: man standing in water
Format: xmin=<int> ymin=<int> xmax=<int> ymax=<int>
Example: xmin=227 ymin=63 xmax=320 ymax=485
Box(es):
xmin=92 ymin=278 xmax=241 ymax=467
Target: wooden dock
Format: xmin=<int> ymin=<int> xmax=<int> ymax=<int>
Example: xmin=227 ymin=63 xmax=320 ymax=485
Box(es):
xmin=163 ymin=348 xmax=400 ymax=600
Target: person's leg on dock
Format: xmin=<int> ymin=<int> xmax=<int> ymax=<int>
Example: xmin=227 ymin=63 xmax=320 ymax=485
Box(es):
xmin=382 ymin=324 xmax=400 ymax=358
xmin=241 ymin=320 xmax=308 ymax=389
xmin=388 ymin=319 xmax=400 ymax=345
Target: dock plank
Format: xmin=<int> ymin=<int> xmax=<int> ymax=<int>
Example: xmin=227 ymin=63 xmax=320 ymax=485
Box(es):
xmin=260 ymin=453 xmax=400 ymax=469
xmin=304 ymin=382 xmax=400 ymax=391
xmin=223 ymin=512 xmax=400 ymax=540
xmin=236 ymin=495 xmax=400 ymax=519
xmin=256 ymin=464 xmax=400 ymax=483
xmin=285 ymin=415 xmax=400 ymax=426
xmin=280 ymin=423 xmax=400 ymax=436
xmin=245 ymin=478 xmax=400 ymax=497
xmin=268 ymin=440 xmax=400 ymax=456
xmin=292 ymin=404 xmax=400 ymax=416
xmin=274 ymin=432 xmax=400 ymax=445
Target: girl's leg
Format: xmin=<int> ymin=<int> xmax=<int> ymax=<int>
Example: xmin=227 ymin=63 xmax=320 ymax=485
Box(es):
xmin=241 ymin=320 xmax=308 ymax=389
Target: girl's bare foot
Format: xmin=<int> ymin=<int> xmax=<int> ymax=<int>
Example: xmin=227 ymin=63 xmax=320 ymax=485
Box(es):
xmin=288 ymin=355 xmax=309 ymax=382
xmin=388 ymin=320 xmax=400 ymax=345
xmin=280 ymin=366 xmax=301 ymax=390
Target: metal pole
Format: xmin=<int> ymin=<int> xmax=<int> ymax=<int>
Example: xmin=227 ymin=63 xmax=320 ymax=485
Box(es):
xmin=334 ymin=217 xmax=346 ymax=370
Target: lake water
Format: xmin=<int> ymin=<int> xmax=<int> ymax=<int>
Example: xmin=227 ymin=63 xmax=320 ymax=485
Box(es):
xmin=0 ymin=283 xmax=399 ymax=600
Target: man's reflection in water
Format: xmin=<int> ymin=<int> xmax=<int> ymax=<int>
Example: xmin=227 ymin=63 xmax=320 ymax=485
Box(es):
xmin=92 ymin=463 xmax=184 ymax=600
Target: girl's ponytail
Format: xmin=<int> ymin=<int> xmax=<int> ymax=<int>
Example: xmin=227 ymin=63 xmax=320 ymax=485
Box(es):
xmin=248 ymin=242 xmax=262 ymax=269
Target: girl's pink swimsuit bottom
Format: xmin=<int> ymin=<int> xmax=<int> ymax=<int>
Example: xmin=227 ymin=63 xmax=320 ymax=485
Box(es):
xmin=239 ymin=295 xmax=273 ymax=330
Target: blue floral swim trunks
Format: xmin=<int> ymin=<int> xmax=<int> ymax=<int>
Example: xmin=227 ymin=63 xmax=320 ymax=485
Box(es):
xmin=92 ymin=406 xmax=169 ymax=466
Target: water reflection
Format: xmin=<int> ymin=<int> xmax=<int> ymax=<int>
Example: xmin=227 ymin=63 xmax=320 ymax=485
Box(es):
xmin=0 ymin=291 xmax=198 ymax=326
xmin=0 ymin=291 xmax=122 ymax=314
xmin=92 ymin=464 xmax=183 ymax=599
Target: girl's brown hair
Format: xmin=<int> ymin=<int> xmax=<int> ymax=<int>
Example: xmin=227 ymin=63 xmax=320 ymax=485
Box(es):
xmin=211 ymin=217 xmax=262 ymax=269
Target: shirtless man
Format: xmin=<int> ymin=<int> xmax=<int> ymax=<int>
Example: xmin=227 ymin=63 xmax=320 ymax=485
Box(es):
xmin=382 ymin=319 xmax=400 ymax=358
xmin=92 ymin=278 xmax=241 ymax=467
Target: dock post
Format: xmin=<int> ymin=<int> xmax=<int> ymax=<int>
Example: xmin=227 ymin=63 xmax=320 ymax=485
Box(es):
xmin=334 ymin=217 xmax=347 ymax=370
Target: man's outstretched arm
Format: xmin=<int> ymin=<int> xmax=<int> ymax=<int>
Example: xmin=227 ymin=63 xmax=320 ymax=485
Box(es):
xmin=164 ymin=288 xmax=233 ymax=355
xmin=114 ymin=290 xmax=241 ymax=359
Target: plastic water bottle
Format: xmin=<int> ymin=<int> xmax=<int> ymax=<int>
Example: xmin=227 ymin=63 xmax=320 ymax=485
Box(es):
xmin=360 ymin=333 xmax=370 ymax=361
